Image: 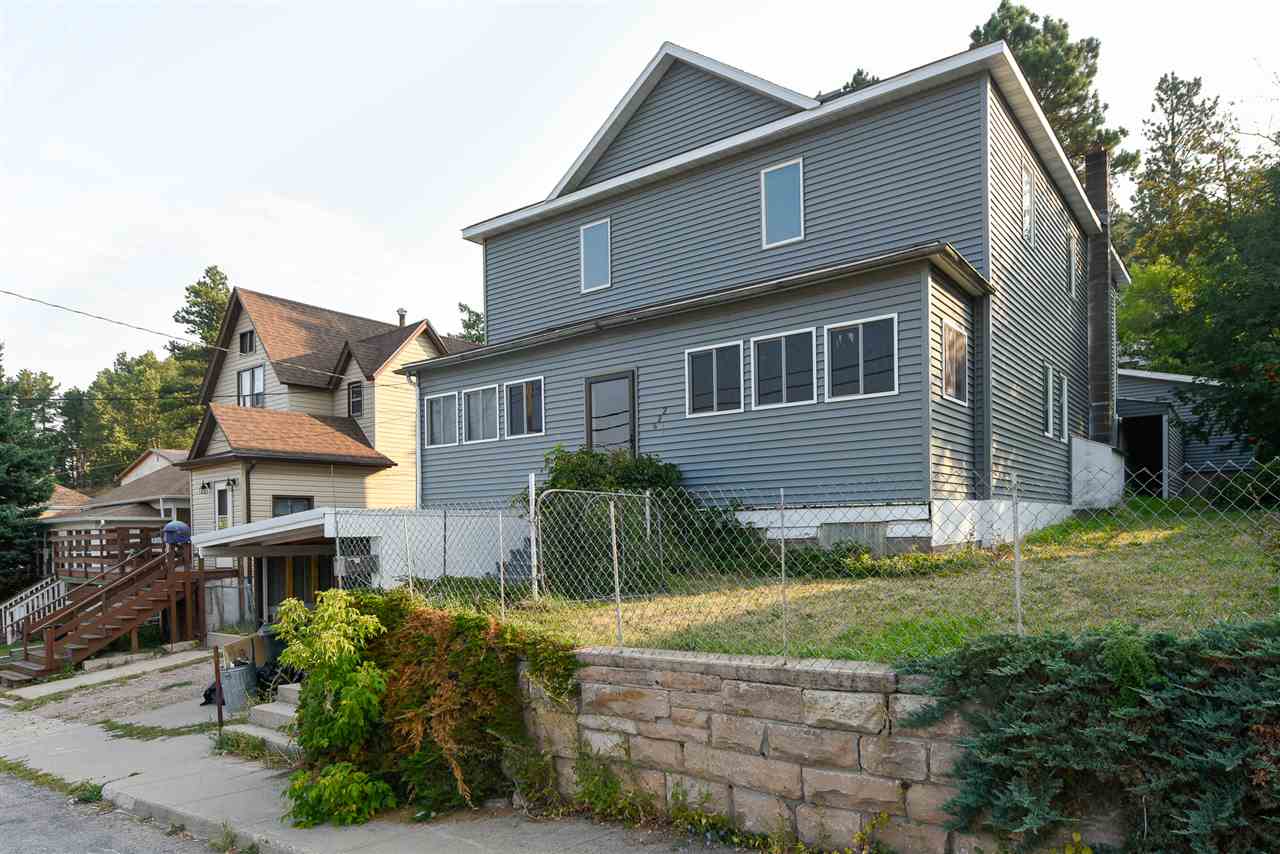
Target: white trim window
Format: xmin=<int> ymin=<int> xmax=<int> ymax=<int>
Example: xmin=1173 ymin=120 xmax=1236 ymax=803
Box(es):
xmin=824 ymin=314 xmax=898 ymax=402
xmin=1060 ymin=375 xmax=1069 ymax=444
xmin=751 ymin=328 xmax=815 ymax=409
xmin=1043 ymin=364 xmax=1055 ymax=437
xmin=215 ymin=486 xmax=230 ymax=530
xmin=580 ymin=218 xmax=611 ymax=292
xmin=504 ymin=376 xmax=545 ymax=439
xmin=462 ymin=385 xmax=499 ymax=443
xmin=425 ymin=392 xmax=458 ymax=447
xmin=347 ymin=381 xmax=364 ymax=418
xmin=237 ymin=365 xmax=264 ymax=407
xmin=760 ymin=158 xmax=804 ymax=248
xmin=1021 ymin=161 xmax=1036 ymax=245
xmin=1069 ymin=231 xmax=1079 ymax=298
xmin=941 ymin=318 xmax=968 ymax=406
xmin=685 ymin=341 xmax=743 ymax=417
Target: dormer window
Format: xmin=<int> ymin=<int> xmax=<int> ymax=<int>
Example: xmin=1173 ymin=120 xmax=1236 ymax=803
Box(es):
xmin=580 ymin=219 xmax=611 ymax=292
xmin=761 ymin=158 xmax=804 ymax=248
xmin=348 ymin=382 xmax=364 ymax=418
xmin=239 ymin=330 xmax=255 ymax=354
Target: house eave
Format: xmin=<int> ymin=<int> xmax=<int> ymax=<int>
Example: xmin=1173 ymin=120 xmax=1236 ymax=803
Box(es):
xmin=400 ymin=241 xmax=989 ymax=375
xmin=178 ymin=451 xmax=395 ymax=470
xmin=464 ymin=41 xmax=1102 ymax=244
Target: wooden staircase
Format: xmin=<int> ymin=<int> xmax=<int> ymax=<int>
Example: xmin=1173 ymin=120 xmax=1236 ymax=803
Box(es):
xmin=2 ymin=545 xmax=200 ymax=686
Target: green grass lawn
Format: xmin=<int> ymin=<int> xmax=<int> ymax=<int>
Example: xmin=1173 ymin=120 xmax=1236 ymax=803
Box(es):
xmin=425 ymin=498 xmax=1278 ymax=664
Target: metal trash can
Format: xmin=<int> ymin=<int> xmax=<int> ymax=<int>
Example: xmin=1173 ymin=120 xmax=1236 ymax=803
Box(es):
xmin=219 ymin=663 xmax=258 ymax=714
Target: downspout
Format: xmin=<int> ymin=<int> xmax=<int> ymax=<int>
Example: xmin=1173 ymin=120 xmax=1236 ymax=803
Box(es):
xmin=244 ymin=462 xmax=256 ymax=524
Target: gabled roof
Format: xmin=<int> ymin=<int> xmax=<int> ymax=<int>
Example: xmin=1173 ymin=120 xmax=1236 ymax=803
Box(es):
xmin=186 ymin=404 xmax=394 ymax=468
xmin=39 ymin=484 xmax=93 ymax=519
xmin=465 ymin=42 xmax=1104 ymax=246
xmin=199 ymin=289 xmax=451 ymax=402
xmin=116 ymin=447 xmax=189 ymax=483
xmin=338 ymin=319 xmax=449 ymax=381
xmin=44 ymin=501 xmax=168 ymax=525
xmin=549 ymin=42 xmax=818 ymax=200
xmin=62 ymin=463 xmax=190 ymax=513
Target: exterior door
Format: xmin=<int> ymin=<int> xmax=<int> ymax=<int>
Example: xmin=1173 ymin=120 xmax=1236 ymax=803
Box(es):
xmin=586 ymin=371 xmax=636 ymax=455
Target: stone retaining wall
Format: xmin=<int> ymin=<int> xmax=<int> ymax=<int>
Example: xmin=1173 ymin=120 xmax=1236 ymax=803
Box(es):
xmin=521 ymin=648 xmax=999 ymax=853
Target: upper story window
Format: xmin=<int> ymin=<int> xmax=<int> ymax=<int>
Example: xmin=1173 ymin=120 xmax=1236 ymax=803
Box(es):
xmin=348 ymin=382 xmax=364 ymax=418
xmin=425 ymin=392 xmax=458 ymax=447
xmin=942 ymin=319 xmax=968 ymax=405
xmin=825 ymin=315 xmax=898 ymax=401
xmin=272 ymin=496 xmax=313 ymax=518
xmin=752 ymin=328 xmax=815 ymax=409
xmin=237 ymin=365 xmax=264 ymax=407
xmin=215 ymin=486 xmax=230 ymax=529
xmin=686 ymin=341 xmax=743 ymax=417
xmin=505 ymin=377 xmax=544 ymax=438
xmin=239 ymin=329 xmax=255 ymax=354
xmin=463 ymin=385 xmax=499 ymax=443
xmin=1021 ymin=162 xmax=1036 ymax=245
xmin=761 ymin=158 xmax=804 ymax=248
xmin=1069 ymin=231 xmax=1080 ymax=298
xmin=1043 ymin=363 xmax=1055 ymax=437
xmin=580 ymin=219 xmax=611 ymax=292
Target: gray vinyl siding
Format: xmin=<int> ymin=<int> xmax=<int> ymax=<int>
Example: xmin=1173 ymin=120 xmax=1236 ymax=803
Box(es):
xmin=929 ymin=273 xmax=977 ymax=499
xmin=580 ymin=60 xmax=799 ymax=189
xmin=1117 ymin=374 xmax=1254 ymax=471
xmin=1166 ymin=419 xmax=1185 ymax=495
xmin=420 ymin=266 xmax=928 ymax=505
xmin=485 ymin=76 xmax=987 ymax=346
xmin=985 ymin=79 xmax=1088 ymax=502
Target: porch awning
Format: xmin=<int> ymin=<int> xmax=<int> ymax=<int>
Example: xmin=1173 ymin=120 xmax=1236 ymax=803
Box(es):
xmin=192 ymin=507 xmax=338 ymax=558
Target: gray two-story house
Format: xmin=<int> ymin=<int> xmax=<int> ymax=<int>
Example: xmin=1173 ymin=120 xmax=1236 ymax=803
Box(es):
xmin=401 ymin=41 xmax=1129 ymax=548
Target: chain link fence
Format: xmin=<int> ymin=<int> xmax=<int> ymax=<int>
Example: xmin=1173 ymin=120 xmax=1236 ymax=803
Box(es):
xmin=329 ymin=462 xmax=1278 ymax=663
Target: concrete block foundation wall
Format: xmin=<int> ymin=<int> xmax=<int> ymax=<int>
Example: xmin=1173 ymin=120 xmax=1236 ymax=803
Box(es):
xmin=522 ymin=648 xmax=997 ymax=853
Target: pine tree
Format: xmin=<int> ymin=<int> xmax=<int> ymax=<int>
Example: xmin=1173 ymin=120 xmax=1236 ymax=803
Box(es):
xmin=0 ymin=343 xmax=56 ymax=586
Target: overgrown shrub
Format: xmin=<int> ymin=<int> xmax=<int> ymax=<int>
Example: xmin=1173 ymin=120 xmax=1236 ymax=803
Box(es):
xmin=907 ymin=619 xmax=1280 ymax=852
xmin=284 ymin=763 xmax=396 ymax=827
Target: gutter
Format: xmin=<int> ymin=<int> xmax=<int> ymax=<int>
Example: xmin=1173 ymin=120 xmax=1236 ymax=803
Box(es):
xmin=176 ymin=451 xmax=395 ymax=470
xmin=398 ymin=241 xmax=989 ymax=375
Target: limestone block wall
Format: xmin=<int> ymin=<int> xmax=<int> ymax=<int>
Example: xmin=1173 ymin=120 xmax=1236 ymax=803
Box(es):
xmin=521 ymin=648 xmax=993 ymax=854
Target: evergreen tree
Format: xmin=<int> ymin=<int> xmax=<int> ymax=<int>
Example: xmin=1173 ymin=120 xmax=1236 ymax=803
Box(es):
xmin=164 ymin=265 xmax=231 ymax=437
xmin=457 ymin=302 xmax=485 ymax=344
xmin=0 ymin=343 xmax=56 ymax=586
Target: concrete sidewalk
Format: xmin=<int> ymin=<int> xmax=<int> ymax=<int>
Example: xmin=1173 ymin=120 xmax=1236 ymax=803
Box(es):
xmin=0 ymin=708 xmax=708 ymax=854
xmin=4 ymin=648 xmax=210 ymax=701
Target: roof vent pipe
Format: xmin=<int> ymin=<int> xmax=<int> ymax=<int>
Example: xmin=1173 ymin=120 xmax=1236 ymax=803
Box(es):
xmin=397 ymin=308 xmax=407 ymax=326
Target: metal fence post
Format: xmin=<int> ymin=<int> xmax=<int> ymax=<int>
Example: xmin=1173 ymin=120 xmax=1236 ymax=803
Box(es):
xmin=609 ymin=500 xmax=623 ymax=646
xmin=333 ymin=509 xmax=344 ymax=592
xmin=529 ymin=473 xmax=540 ymax=601
xmin=441 ymin=508 xmax=448 ymax=579
xmin=1012 ymin=474 xmax=1025 ymax=637
xmin=497 ymin=510 xmax=506 ymax=619
xmin=402 ymin=514 xmax=415 ymax=595
xmin=780 ymin=487 xmax=789 ymax=658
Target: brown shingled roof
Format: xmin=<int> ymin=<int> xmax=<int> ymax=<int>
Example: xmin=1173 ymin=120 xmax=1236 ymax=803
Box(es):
xmin=45 ymin=502 xmax=166 ymax=523
xmin=200 ymin=404 xmax=393 ymax=467
xmin=90 ymin=463 xmax=191 ymax=507
xmin=440 ymin=334 xmax=483 ymax=353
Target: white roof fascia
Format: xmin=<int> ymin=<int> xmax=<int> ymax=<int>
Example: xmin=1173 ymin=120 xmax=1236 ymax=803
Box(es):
xmin=192 ymin=506 xmax=330 ymax=549
xmin=1111 ymin=246 xmax=1131 ymax=286
xmin=547 ymin=41 xmax=819 ymax=200
xmin=1118 ymin=368 xmax=1217 ymax=386
xmin=467 ymin=42 xmax=1103 ymax=244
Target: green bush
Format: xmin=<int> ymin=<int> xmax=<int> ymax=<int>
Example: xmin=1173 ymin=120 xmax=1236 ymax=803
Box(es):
xmin=906 ymin=619 xmax=1280 ymax=852
xmin=284 ymin=763 xmax=396 ymax=828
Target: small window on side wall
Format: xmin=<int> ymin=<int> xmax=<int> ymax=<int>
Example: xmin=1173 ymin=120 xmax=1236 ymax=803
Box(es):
xmin=505 ymin=377 xmax=544 ymax=438
xmin=942 ymin=319 xmax=968 ymax=405
xmin=1043 ymin=364 xmax=1055 ymax=437
xmin=425 ymin=392 xmax=458 ymax=447
xmin=271 ymin=496 xmax=313 ymax=518
xmin=348 ymin=382 xmax=363 ymax=417
xmin=463 ymin=385 xmax=498 ymax=443
xmin=580 ymin=219 xmax=611 ymax=292
xmin=1021 ymin=162 xmax=1036 ymax=245
xmin=239 ymin=330 xmax=255 ymax=354
xmin=1060 ymin=375 xmax=1069 ymax=444
xmin=825 ymin=315 xmax=897 ymax=401
xmin=752 ymin=329 xmax=814 ymax=408
xmin=761 ymin=158 xmax=804 ymax=248
xmin=686 ymin=342 xmax=743 ymax=417
xmin=1069 ymin=231 xmax=1079 ymax=298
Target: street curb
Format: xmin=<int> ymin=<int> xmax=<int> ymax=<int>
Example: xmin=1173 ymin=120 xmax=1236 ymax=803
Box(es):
xmin=103 ymin=781 xmax=305 ymax=854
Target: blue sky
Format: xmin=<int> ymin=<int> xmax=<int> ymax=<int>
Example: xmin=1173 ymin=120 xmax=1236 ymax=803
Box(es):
xmin=2 ymin=0 xmax=1276 ymax=388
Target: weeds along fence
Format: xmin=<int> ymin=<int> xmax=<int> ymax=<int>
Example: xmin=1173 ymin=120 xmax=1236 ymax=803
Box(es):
xmin=330 ymin=462 xmax=1279 ymax=662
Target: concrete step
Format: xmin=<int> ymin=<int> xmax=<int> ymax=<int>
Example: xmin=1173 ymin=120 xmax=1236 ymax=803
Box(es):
xmin=275 ymin=683 xmax=300 ymax=706
xmin=247 ymin=701 xmax=296 ymax=732
xmin=0 ymin=670 xmax=34 ymax=687
xmin=220 ymin=723 xmax=301 ymax=759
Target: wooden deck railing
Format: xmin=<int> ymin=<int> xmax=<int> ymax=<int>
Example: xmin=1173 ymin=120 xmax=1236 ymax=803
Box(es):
xmin=47 ymin=526 xmax=162 ymax=578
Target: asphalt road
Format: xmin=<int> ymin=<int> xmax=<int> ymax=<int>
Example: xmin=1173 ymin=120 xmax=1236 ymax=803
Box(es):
xmin=0 ymin=774 xmax=214 ymax=854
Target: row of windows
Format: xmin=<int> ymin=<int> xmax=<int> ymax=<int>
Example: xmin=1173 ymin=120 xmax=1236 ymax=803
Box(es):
xmin=577 ymin=158 xmax=806 ymax=293
xmin=423 ymin=315 xmax=970 ymax=448
xmin=1022 ymin=161 xmax=1085 ymax=298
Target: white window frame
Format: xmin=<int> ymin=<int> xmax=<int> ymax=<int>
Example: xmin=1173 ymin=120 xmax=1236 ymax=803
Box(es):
xmin=1021 ymin=161 xmax=1036 ymax=246
xmin=579 ymin=218 xmax=612 ymax=293
xmin=1060 ymin=375 xmax=1069 ymax=444
xmin=940 ymin=318 xmax=969 ymax=407
xmin=215 ymin=486 xmax=230 ymax=530
xmin=1043 ymin=364 xmax=1055 ymax=438
xmin=347 ymin=381 xmax=364 ymax=418
xmin=822 ymin=314 xmax=900 ymax=403
xmin=461 ymin=384 xmax=500 ymax=445
xmin=1069 ymin=231 xmax=1079 ymax=298
xmin=502 ymin=375 xmax=546 ymax=440
xmin=749 ymin=327 xmax=817 ymax=410
xmin=684 ymin=341 xmax=745 ymax=418
xmin=424 ymin=391 xmax=459 ymax=448
xmin=237 ymin=364 xmax=265 ymax=407
xmin=760 ymin=157 xmax=805 ymax=249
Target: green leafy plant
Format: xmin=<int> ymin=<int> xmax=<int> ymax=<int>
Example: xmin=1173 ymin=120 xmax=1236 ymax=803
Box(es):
xmin=571 ymin=744 xmax=657 ymax=825
xmin=284 ymin=762 xmax=396 ymax=828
